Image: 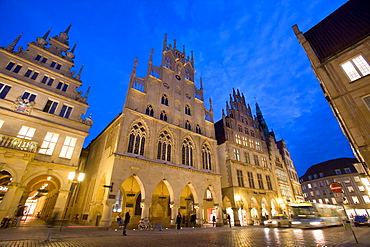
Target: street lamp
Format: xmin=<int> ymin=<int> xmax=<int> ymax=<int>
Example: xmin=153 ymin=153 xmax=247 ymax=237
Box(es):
xmin=63 ymin=171 xmax=85 ymax=221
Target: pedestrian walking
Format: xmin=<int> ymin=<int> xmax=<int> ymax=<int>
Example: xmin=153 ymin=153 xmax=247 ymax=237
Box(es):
xmin=116 ymin=213 xmax=122 ymax=228
xmin=14 ymin=205 xmax=25 ymax=227
xmin=227 ymin=214 xmax=231 ymax=228
xmin=176 ymin=212 xmax=182 ymax=230
xmin=122 ymin=210 xmax=131 ymax=236
xmin=212 ymin=215 xmax=216 ymax=227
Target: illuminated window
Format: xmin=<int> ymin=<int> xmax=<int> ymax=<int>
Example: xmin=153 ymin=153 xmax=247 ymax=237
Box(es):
xmin=261 ymin=157 xmax=267 ymax=167
xmin=253 ymin=155 xmax=259 ymax=166
xmin=307 ymin=183 xmax=312 ymax=189
xmin=39 ymin=132 xmax=59 ymax=155
xmin=17 ymin=126 xmax=36 ymax=140
xmin=347 ymin=186 xmax=354 ymax=192
xmin=244 ymin=152 xmax=250 ymax=163
xmin=242 ymin=137 xmax=248 ymax=146
xmin=249 ymin=139 xmax=254 ymax=148
xmin=358 ymin=186 xmax=365 ymax=192
xmin=352 ymin=196 xmax=359 ymax=204
xmin=233 ymin=149 xmax=240 ymax=161
xmin=59 ymin=136 xmax=77 ymax=159
xmin=235 ymin=134 xmax=241 ymax=144
xmin=331 ymin=198 xmax=337 ymax=204
xmin=255 ymin=141 xmax=261 ymax=151
xmin=363 ymin=195 xmax=370 ymax=204
xmin=0 ymin=120 xmax=4 ymax=128
xmin=341 ymin=55 xmax=370 ymax=81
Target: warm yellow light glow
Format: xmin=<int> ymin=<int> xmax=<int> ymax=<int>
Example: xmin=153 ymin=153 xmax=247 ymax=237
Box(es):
xmin=68 ymin=172 xmax=75 ymax=181
xmin=77 ymin=173 xmax=85 ymax=182
xmin=235 ymin=195 xmax=241 ymax=201
xmin=47 ymin=176 xmax=52 ymax=180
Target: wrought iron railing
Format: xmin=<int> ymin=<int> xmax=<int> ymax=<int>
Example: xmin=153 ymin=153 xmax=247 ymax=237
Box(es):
xmin=0 ymin=134 xmax=38 ymax=153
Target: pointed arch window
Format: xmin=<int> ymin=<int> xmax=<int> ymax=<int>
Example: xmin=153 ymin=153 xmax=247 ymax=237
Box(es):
xmin=185 ymin=120 xmax=191 ymax=130
xmin=157 ymin=130 xmax=172 ymax=162
xmin=185 ymin=104 xmax=191 ymax=115
xmin=161 ymin=94 xmax=168 ymax=106
xmin=127 ymin=122 xmax=146 ymax=156
xmin=160 ymin=111 xmax=168 ymax=122
xmin=182 ymin=138 xmax=193 ymax=166
xmin=145 ymin=104 xmax=154 ymax=117
xmin=202 ymin=144 xmax=212 ymax=170
xmin=196 ymin=124 xmax=201 ymax=134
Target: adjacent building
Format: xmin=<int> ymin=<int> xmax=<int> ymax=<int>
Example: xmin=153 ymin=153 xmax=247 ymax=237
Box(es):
xmin=215 ymin=90 xmax=302 ymax=226
xmin=300 ymin=158 xmax=370 ymax=216
xmin=0 ymin=26 xmax=92 ymax=221
xmin=293 ymin=0 xmax=370 ymax=173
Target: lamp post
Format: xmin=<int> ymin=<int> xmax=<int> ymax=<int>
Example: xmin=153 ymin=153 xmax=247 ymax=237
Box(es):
xmin=63 ymin=171 xmax=85 ymax=220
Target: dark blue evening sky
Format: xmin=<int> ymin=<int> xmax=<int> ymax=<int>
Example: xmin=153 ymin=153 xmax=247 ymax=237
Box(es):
xmin=0 ymin=0 xmax=355 ymax=176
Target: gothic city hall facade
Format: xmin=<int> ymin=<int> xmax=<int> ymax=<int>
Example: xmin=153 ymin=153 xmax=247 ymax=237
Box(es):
xmin=0 ymin=27 xmax=303 ymax=227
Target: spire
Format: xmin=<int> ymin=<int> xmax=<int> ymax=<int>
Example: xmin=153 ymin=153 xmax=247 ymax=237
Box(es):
xmin=222 ymin=109 xmax=225 ymax=117
xmin=200 ymin=77 xmax=203 ymax=89
xmin=209 ymin=98 xmax=213 ymax=111
xmin=7 ymin=33 xmax=23 ymax=51
xmin=237 ymin=89 xmax=241 ymax=96
xmin=242 ymin=93 xmax=246 ymax=105
xmin=84 ymin=85 xmax=91 ymax=101
xmin=163 ymin=33 xmax=167 ymax=51
xmin=183 ymin=45 xmax=186 ymax=55
xmin=191 ymin=51 xmax=194 ymax=65
xmin=174 ymin=39 xmax=177 ymax=50
xmin=256 ymin=102 xmax=269 ymax=138
xmin=76 ymin=63 xmax=84 ymax=80
xmin=232 ymin=88 xmax=236 ymax=96
xmin=71 ymin=42 xmax=78 ymax=53
xmin=42 ymin=28 xmax=52 ymax=40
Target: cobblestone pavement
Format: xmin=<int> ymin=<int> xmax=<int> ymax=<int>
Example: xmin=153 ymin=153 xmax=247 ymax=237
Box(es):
xmin=1 ymin=225 xmax=370 ymax=247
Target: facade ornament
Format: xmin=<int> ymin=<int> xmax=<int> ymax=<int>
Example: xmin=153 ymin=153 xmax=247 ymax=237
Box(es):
xmin=36 ymin=28 xmax=51 ymax=47
xmin=80 ymin=113 xmax=93 ymax=126
xmin=7 ymin=33 xmax=23 ymax=51
xmin=13 ymin=96 xmax=35 ymax=115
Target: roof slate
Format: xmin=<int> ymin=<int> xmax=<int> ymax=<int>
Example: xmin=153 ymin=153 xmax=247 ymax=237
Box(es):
xmin=304 ymin=0 xmax=370 ymax=62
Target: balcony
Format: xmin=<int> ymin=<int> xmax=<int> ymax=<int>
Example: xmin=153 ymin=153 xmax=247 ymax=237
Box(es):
xmin=0 ymin=134 xmax=38 ymax=153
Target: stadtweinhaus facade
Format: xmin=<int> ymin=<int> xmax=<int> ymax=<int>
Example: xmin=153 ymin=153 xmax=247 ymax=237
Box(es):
xmin=0 ymin=26 xmax=92 ymax=221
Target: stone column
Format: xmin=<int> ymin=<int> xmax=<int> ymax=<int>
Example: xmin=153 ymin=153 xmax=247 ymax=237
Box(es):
xmin=99 ymin=198 xmax=115 ymax=227
xmin=232 ymin=207 xmax=241 ymax=226
xmin=140 ymin=202 xmax=151 ymax=219
xmin=194 ymin=204 xmax=201 ymax=227
xmin=215 ymin=205 xmax=223 ymax=227
xmin=0 ymin=183 xmax=21 ymax=219
xmin=170 ymin=204 xmax=179 ymax=226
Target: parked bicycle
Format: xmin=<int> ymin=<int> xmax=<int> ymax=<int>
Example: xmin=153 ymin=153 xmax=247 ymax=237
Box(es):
xmin=137 ymin=218 xmax=153 ymax=230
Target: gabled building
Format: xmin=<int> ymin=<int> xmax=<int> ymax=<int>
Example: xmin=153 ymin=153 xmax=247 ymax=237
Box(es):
xmin=300 ymin=158 xmax=370 ymax=216
xmin=293 ymin=0 xmax=370 ymax=173
xmin=0 ymin=26 xmax=92 ymax=221
xmin=215 ymin=89 xmax=302 ymax=226
xmin=75 ymin=35 xmax=222 ymax=227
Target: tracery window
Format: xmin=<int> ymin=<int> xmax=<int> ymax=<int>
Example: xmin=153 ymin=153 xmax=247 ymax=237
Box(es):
xmin=145 ymin=105 xmax=154 ymax=117
xmin=161 ymin=94 xmax=168 ymax=106
xmin=202 ymin=144 xmax=212 ymax=170
xmin=182 ymin=138 xmax=193 ymax=166
xmin=160 ymin=111 xmax=168 ymax=122
xmin=157 ymin=130 xmax=172 ymax=162
xmin=127 ymin=122 xmax=146 ymax=156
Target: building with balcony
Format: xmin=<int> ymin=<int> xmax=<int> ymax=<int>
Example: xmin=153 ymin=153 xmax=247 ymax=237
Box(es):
xmin=0 ymin=26 xmax=92 ymax=221
xmin=215 ymin=89 xmax=302 ymax=226
xmin=293 ymin=0 xmax=370 ymax=173
xmin=300 ymin=158 xmax=370 ymax=216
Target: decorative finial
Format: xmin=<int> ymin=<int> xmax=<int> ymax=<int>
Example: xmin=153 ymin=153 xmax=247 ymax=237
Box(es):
xmin=191 ymin=51 xmax=194 ymax=64
xmin=65 ymin=24 xmax=72 ymax=34
xmin=183 ymin=45 xmax=186 ymax=55
xmin=42 ymin=28 xmax=52 ymax=40
xmin=76 ymin=63 xmax=84 ymax=80
xmin=7 ymin=33 xmax=23 ymax=51
xmin=174 ymin=39 xmax=177 ymax=50
xmin=200 ymin=77 xmax=203 ymax=89
xmin=132 ymin=57 xmax=138 ymax=75
xmin=71 ymin=42 xmax=78 ymax=53
xmin=163 ymin=33 xmax=167 ymax=51
xmin=84 ymin=84 xmax=91 ymax=101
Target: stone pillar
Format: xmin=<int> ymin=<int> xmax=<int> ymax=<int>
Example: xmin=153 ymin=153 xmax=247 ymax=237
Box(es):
xmin=170 ymin=204 xmax=179 ymax=226
xmin=140 ymin=202 xmax=151 ymax=219
xmin=99 ymin=198 xmax=115 ymax=227
xmin=194 ymin=204 xmax=201 ymax=227
xmin=0 ymin=183 xmax=20 ymax=219
xmin=215 ymin=205 xmax=223 ymax=227
xmin=54 ymin=190 xmax=69 ymax=219
xmin=232 ymin=207 xmax=241 ymax=226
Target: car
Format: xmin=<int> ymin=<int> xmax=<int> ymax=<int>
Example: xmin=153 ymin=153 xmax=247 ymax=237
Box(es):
xmin=353 ymin=216 xmax=369 ymax=227
xmin=264 ymin=215 xmax=291 ymax=228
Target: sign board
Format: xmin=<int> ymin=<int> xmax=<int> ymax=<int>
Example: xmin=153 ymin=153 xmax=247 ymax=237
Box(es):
xmin=330 ymin=183 xmax=343 ymax=193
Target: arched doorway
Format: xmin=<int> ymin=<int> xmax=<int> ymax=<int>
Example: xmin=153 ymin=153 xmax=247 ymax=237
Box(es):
xmin=151 ymin=180 xmax=171 ymax=225
xmin=25 ymin=175 xmax=61 ymax=221
xmin=203 ymin=187 xmax=216 ymax=225
xmin=119 ymin=176 xmax=142 ymax=222
xmin=0 ymin=170 xmax=12 ymax=204
xmin=180 ymin=185 xmax=195 ymax=227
